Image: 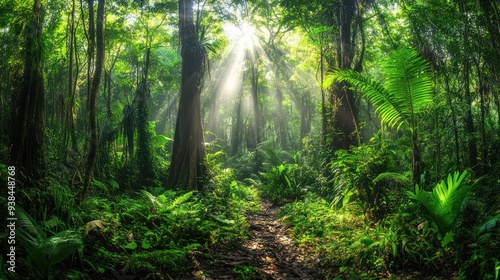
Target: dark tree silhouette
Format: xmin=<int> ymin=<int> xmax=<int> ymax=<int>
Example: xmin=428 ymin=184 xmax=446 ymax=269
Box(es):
xmin=9 ymin=0 xmax=45 ymax=182
xmin=83 ymin=0 xmax=105 ymax=197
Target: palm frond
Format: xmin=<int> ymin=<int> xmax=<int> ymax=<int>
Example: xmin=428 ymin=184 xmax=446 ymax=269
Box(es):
xmin=383 ymin=48 xmax=434 ymax=117
xmin=328 ymin=69 xmax=409 ymax=130
xmin=324 ymin=47 xmax=433 ymax=132
xmin=408 ymin=170 xmax=472 ymax=235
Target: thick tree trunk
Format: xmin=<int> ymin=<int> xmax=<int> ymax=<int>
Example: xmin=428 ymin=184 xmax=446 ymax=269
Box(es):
xmin=168 ymin=0 xmax=206 ymax=190
xmin=83 ymin=0 xmax=105 ymax=197
xmin=9 ymin=0 xmax=45 ymax=182
xmin=326 ymin=0 xmax=361 ymax=151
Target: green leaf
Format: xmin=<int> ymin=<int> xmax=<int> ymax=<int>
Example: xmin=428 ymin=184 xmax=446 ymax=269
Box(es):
xmin=441 ymin=231 xmax=454 ymax=247
xmin=360 ymin=237 xmax=375 ymax=246
xmin=124 ymin=242 xmax=138 ymax=250
xmin=42 ymin=231 xmax=83 ymax=267
xmin=142 ymin=240 xmax=151 ymax=250
xmin=476 ymin=213 xmax=500 ymax=236
xmin=109 ymin=179 xmax=119 ymax=190
xmin=408 ymin=170 xmax=472 ymax=235
xmin=326 ymin=47 xmax=433 ymax=132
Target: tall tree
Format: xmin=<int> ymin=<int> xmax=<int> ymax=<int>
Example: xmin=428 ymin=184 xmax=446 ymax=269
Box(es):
xmin=327 ymin=0 xmax=365 ymax=151
xmin=279 ymin=0 xmax=365 ymax=150
xmin=168 ymin=0 xmax=207 ymax=190
xmin=9 ymin=0 xmax=46 ymax=182
xmin=82 ymin=0 xmax=105 ymax=197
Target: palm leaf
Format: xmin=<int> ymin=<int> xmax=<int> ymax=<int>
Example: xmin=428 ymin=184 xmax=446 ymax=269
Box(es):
xmin=42 ymin=231 xmax=83 ymax=268
xmin=383 ymin=48 xmax=434 ymax=118
xmin=324 ymin=47 xmax=433 ymax=132
xmin=16 ymin=206 xmax=49 ymax=272
xmin=408 ymin=170 xmax=471 ymax=235
xmin=330 ymin=69 xmax=408 ymax=130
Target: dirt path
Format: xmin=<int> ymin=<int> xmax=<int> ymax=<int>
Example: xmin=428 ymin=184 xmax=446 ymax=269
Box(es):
xmin=189 ymin=200 xmax=323 ymax=279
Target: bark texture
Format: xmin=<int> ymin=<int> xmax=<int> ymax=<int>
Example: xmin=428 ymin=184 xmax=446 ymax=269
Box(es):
xmin=168 ymin=0 xmax=206 ymax=190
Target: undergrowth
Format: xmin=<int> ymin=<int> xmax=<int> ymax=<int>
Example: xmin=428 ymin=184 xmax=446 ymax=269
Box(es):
xmin=0 ymin=152 xmax=260 ymax=279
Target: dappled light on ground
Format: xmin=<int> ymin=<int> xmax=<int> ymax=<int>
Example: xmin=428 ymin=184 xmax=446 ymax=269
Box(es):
xmin=190 ymin=200 xmax=322 ymax=279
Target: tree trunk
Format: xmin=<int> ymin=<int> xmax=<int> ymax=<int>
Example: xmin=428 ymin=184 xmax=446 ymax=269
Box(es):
xmin=137 ymin=48 xmax=154 ymax=185
xmin=231 ymin=96 xmax=243 ymax=156
xmin=63 ymin=0 xmax=78 ymax=155
xmin=9 ymin=0 xmax=45 ymax=182
xmin=83 ymin=0 xmax=105 ymax=197
xmin=275 ymin=72 xmax=288 ymax=149
xmin=327 ymin=0 xmax=361 ymax=151
xmin=168 ymin=0 xmax=206 ymax=190
xmin=460 ymin=0 xmax=478 ymax=171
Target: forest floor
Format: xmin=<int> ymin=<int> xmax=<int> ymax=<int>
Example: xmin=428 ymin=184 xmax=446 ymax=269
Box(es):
xmin=187 ymin=200 xmax=325 ymax=279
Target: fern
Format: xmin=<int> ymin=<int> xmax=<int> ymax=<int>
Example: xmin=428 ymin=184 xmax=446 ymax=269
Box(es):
xmin=164 ymin=191 xmax=194 ymax=212
xmin=142 ymin=190 xmax=194 ymax=212
xmin=408 ymin=170 xmax=472 ymax=236
xmin=325 ymin=47 xmax=433 ymax=132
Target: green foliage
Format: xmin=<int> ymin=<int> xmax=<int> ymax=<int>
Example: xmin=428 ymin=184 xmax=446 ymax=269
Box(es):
xmin=326 ymin=47 xmax=434 ymax=132
xmin=260 ymin=163 xmax=302 ymax=203
xmin=408 ymin=170 xmax=472 ymax=237
xmin=76 ymin=154 xmax=259 ymax=277
xmin=233 ymin=264 xmax=259 ymax=280
xmin=280 ymin=194 xmax=392 ymax=276
xmin=256 ymin=143 xmax=311 ymax=203
xmin=460 ymin=211 xmax=500 ymax=279
xmin=280 ymin=193 xmax=452 ymax=277
xmin=323 ymin=134 xmax=410 ymax=220
xmin=16 ymin=206 xmax=83 ymax=278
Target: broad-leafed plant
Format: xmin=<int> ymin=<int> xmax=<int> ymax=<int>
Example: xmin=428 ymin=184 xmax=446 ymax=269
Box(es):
xmin=407 ymin=170 xmax=472 ymax=241
xmin=16 ymin=206 xmax=83 ymax=278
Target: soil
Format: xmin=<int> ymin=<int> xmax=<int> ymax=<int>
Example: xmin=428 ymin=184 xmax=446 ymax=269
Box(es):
xmin=188 ymin=200 xmax=324 ymax=279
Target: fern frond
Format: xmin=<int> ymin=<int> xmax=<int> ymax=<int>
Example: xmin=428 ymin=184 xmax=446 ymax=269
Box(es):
xmin=164 ymin=191 xmax=194 ymax=212
xmin=384 ymin=48 xmax=433 ymax=117
xmin=142 ymin=190 xmax=163 ymax=209
xmin=329 ymin=69 xmax=408 ymax=130
xmin=373 ymin=172 xmax=410 ymax=185
xmin=325 ymin=47 xmax=433 ymax=132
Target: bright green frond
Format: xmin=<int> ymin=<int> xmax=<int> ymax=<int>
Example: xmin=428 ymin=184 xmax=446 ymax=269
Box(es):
xmin=328 ymin=69 xmax=408 ymax=130
xmin=408 ymin=170 xmax=472 ymax=236
xmin=324 ymin=47 xmax=433 ymax=132
xmin=383 ymin=48 xmax=434 ymax=116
